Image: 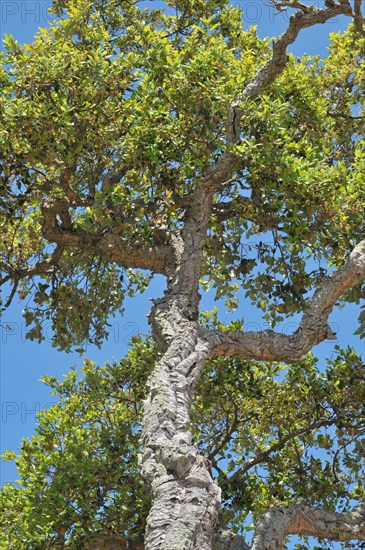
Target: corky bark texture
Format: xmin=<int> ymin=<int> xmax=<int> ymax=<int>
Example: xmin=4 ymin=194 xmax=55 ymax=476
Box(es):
xmin=140 ymin=185 xmax=222 ymax=549
xmin=83 ymin=503 xmax=365 ymax=549
xmin=251 ymin=503 xmax=365 ymax=549
xmin=205 ymin=239 xmax=365 ymax=362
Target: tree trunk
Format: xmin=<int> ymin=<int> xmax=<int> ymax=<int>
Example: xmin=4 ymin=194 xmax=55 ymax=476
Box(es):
xmin=140 ymin=296 xmax=221 ymax=550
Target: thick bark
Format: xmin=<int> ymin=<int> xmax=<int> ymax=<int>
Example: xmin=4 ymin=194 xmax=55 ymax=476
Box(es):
xmin=251 ymin=503 xmax=365 ymax=549
xmin=83 ymin=503 xmax=365 ymax=549
xmin=205 ymin=239 xmax=365 ymax=362
xmin=140 ymin=308 xmax=221 ymax=550
xmin=212 ymin=529 xmax=249 ymax=550
xmin=83 ymin=526 xmax=249 ymax=550
xmin=140 ymin=184 xmax=224 ymax=549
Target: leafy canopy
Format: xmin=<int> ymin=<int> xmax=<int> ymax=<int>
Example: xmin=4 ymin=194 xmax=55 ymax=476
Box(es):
xmin=1 ymin=0 xmax=365 ymax=350
xmin=1 ymin=337 xmax=365 ymax=548
xmin=1 ymin=1 xmax=365 ymax=548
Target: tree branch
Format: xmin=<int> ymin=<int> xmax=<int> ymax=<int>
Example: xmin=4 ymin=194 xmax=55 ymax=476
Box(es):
xmin=0 ymin=245 xmax=64 ymax=288
xmin=251 ymin=503 xmax=365 ymax=550
xmin=223 ymin=417 xmax=334 ymax=486
xmin=226 ymin=0 xmax=353 ymax=145
xmin=203 ymin=0 xmax=352 ymax=192
xmin=2 ymin=279 xmax=18 ymax=308
xmin=205 ymin=239 xmax=365 ymax=362
xmin=0 ymin=272 xmax=12 ymax=286
xmin=41 ymin=205 xmax=170 ymax=275
xmin=354 ymin=0 xmax=365 ymax=35
xmin=212 ymin=196 xmax=253 ymax=222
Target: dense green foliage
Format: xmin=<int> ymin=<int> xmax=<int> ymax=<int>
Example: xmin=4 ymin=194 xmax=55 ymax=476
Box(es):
xmin=1 ymin=1 xmax=365 ymax=349
xmin=1 ymin=0 xmax=365 ymax=548
xmin=1 ymin=336 xmax=365 ymax=547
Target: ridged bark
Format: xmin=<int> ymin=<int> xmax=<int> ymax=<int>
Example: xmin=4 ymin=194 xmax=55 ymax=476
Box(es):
xmin=140 ymin=180 xmax=222 ymax=549
xmin=141 ymin=300 xmax=221 ymax=549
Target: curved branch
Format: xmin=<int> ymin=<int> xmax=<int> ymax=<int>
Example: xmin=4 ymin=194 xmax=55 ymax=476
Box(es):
xmin=2 ymin=279 xmax=18 ymax=308
xmin=224 ymin=417 xmax=334 ymax=486
xmin=41 ymin=205 xmax=170 ymax=275
xmin=251 ymin=503 xmax=365 ymax=550
xmin=203 ymin=0 xmax=353 ymax=192
xmin=226 ymin=0 xmax=353 ymax=145
xmin=205 ymin=239 xmax=365 ymax=362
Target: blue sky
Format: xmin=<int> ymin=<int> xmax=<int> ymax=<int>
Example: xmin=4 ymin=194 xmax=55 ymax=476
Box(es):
xmin=0 ymin=0 xmax=362 ymax=545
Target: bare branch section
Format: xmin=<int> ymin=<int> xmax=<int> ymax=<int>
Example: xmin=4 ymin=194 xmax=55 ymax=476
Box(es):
xmin=354 ymin=0 xmax=365 ymax=35
xmin=251 ymin=503 xmax=365 ymax=550
xmin=205 ymin=239 xmax=365 ymax=362
xmin=41 ymin=204 xmax=170 ymax=275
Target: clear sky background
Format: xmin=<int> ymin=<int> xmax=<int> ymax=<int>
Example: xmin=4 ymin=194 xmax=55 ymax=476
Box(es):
xmin=0 ymin=0 xmax=362 ymax=546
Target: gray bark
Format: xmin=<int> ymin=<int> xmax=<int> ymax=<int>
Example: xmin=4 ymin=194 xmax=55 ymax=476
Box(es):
xmin=205 ymin=239 xmax=365 ymax=362
xmin=140 ymin=185 xmax=222 ymax=549
xmin=251 ymin=503 xmax=365 ymax=549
